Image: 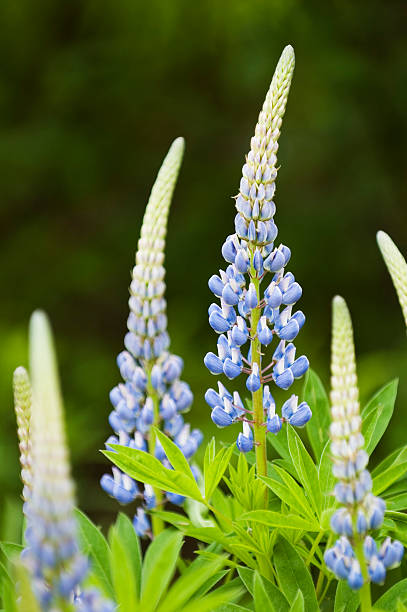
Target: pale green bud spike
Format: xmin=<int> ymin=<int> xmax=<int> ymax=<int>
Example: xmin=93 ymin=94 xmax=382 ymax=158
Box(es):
xmin=29 ymin=310 xmax=75 ymax=515
xmin=130 ymin=137 xmax=185 ymax=360
xmin=139 ymin=136 xmax=185 ymax=246
xmin=377 ymin=230 xmax=407 ymax=329
xmin=13 ymin=366 xmax=32 ymax=503
xmin=261 ymin=44 xmax=295 ymax=138
xmin=237 ymin=45 xmax=295 ymax=243
xmin=330 ymin=296 xmax=360 ymax=420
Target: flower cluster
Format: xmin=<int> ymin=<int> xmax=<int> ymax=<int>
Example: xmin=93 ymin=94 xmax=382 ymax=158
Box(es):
xmin=324 ymin=296 xmax=403 ymax=589
xmin=21 ymin=311 xmax=114 ymax=611
xmin=204 ymin=46 xmax=311 ymax=453
xmin=101 ymin=137 xmax=202 ymax=534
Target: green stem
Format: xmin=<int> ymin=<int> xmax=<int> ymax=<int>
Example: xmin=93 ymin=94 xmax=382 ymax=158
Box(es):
xmin=146 ymin=362 xmax=164 ymax=537
xmin=354 ymin=535 xmax=372 ymax=611
xmin=249 ymin=253 xmax=268 ymax=506
xmin=306 ymin=530 xmax=324 ymax=566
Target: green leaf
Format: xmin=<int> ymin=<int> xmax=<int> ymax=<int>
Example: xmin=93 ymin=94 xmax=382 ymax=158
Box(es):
xmin=154 ymin=427 xmax=195 ymax=477
xmin=334 ymin=580 xmax=360 ymax=612
xmin=304 ymin=370 xmax=330 ymax=462
xmin=109 ymin=525 xmax=138 ymax=610
xmin=216 ymin=606 xmax=252 ymax=612
xmin=74 ymin=508 xmax=114 ymax=599
xmin=373 ymin=579 xmax=407 ymax=610
xmin=287 ymin=427 xmax=322 ymax=518
xmin=204 ymin=439 xmax=235 ymax=502
xmin=372 ymin=446 xmax=407 ymax=495
xmin=237 ymin=566 xmax=290 ymax=612
xmin=115 ymin=513 xmax=142 ymax=600
xmin=267 ymin=427 xmax=291 ymax=463
xmin=3 ymin=583 xmax=17 ymax=612
xmin=318 ymin=441 xmax=336 ymax=511
xmin=274 ymin=536 xmax=319 ymax=612
xmin=239 ymin=510 xmax=319 ymax=532
xmin=290 ymin=590 xmax=305 ymax=612
xmin=0 ymin=542 xmax=24 ymax=563
xmin=254 ymin=571 xmax=275 ymax=612
xmin=180 ymin=585 xmax=243 ymax=612
xmin=104 ymin=445 xmax=204 ymax=502
xmin=261 ymin=467 xmax=315 ymax=521
xmin=362 ymin=379 xmax=398 ymax=455
xmin=140 ymin=530 xmax=183 ymax=612
xmin=157 ymin=555 xmax=226 ymax=612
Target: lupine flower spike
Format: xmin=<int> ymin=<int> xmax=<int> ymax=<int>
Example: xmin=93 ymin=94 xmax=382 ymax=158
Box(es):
xmin=101 ymin=137 xmax=202 ymax=536
xmin=377 ymin=231 xmax=407 ymax=329
xmin=22 ymin=311 xmax=114 ymax=611
xmin=204 ymin=45 xmax=311 ymax=480
xmin=324 ymin=297 xmax=403 ymax=603
xmin=13 ymin=366 xmax=32 ymax=505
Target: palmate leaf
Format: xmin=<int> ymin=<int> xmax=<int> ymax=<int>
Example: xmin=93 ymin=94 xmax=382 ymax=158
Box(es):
xmin=157 ymin=555 xmax=226 ymax=612
xmin=237 ymin=566 xmax=290 ymax=612
xmin=362 ymin=379 xmax=398 ymax=455
xmin=260 ymin=467 xmax=316 ymax=521
xmin=103 ymin=444 xmax=204 ymax=502
xmin=287 ymin=427 xmax=322 ymax=519
xmin=180 ymin=583 xmax=244 ymax=612
xmin=153 ymin=427 xmax=195 ymax=476
xmin=273 ymin=536 xmax=319 ymax=612
xmin=239 ymin=510 xmax=319 ymax=532
xmin=153 ymin=510 xmax=258 ymax=569
xmin=372 ymin=446 xmax=407 ymax=496
xmin=204 ymin=439 xmax=235 ymax=502
xmin=303 ymin=370 xmax=330 ymax=462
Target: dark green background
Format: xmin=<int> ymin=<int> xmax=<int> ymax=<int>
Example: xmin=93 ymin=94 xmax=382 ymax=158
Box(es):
xmin=1 ymin=0 xmax=406 ymax=534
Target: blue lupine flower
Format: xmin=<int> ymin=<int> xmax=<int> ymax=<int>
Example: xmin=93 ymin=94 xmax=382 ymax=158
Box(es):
xmin=101 ymin=138 xmax=201 ymax=535
xmin=204 ymin=46 xmax=311 ymax=452
xmin=324 ymin=297 xmax=403 ymax=590
xmin=22 ymin=311 xmax=113 ymax=610
xmin=236 ymin=421 xmax=254 ymax=453
xmin=133 ymin=508 xmax=151 ymax=537
xmin=75 ymin=588 xmax=116 ymax=612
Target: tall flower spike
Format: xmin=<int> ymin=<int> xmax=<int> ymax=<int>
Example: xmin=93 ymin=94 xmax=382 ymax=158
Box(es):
xmin=13 ymin=366 xmax=32 ymax=505
xmin=324 ymin=297 xmax=403 ymax=597
xmin=22 ymin=311 xmax=114 ymax=611
xmin=205 ymin=46 xmax=311 ymax=485
xmin=377 ymin=231 xmax=407 ymax=328
xmin=101 ymin=137 xmax=202 ymax=536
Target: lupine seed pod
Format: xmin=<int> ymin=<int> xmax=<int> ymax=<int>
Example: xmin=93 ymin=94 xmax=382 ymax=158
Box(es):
xmin=23 ymin=311 xmax=114 ymax=611
xmin=325 ymin=296 xmax=403 ymax=590
xmin=13 ymin=366 xmax=32 ymax=504
xmin=101 ymin=138 xmax=202 ymax=533
xmin=205 ymin=46 xmax=310 ymax=463
xmin=377 ymin=231 xmax=407 ymax=328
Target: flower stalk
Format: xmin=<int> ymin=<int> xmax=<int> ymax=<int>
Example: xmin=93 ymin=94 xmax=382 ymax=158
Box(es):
xmin=101 ymin=137 xmax=202 ymax=537
xmin=324 ymin=296 xmax=403 ymax=604
xmin=204 ymin=46 xmax=311 ymax=491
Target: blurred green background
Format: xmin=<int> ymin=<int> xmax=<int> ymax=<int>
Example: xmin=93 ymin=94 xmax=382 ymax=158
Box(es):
xmin=1 ymin=0 xmax=406 ymax=536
